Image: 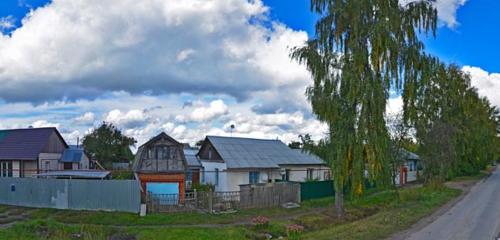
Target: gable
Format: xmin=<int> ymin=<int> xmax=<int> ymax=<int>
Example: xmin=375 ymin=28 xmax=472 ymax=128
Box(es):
xmin=0 ymin=127 xmax=67 ymax=161
xmin=133 ymin=132 xmax=187 ymax=172
xmin=197 ymin=138 xmax=223 ymax=162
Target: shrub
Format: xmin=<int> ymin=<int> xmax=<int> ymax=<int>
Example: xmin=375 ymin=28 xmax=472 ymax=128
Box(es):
xmin=286 ymin=224 xmax=304 ymax=240
xmin=251 ymin=216 xmax=269 ymax=229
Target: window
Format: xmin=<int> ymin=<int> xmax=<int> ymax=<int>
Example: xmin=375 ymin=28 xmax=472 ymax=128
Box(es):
xmin=63 ymin=162 xmax=73 ymax=170
xmin=282 ymin=169 xmax=290 ymax=181
xmin=0 ymin=161 xmax=13 ymax=177
xmin=45 ymin=161 xmax=50 ymax=172
xmin=307 ymin=168 xmax=314 ymax=180
xmin=249 ymin=171 xmax=260 ymax=184
xmin=186 ymin=170 xmax=193 ymax=190
xmin=324 ymin=171 xmax=331 ymax=180
xmin=215 ymin=168 xmax=219 ymax=186
xmin=208 ymin=147 xmax=212 ymax=160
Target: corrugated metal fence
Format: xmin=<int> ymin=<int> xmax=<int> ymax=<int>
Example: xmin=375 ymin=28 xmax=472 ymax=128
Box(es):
xmin=0 ymin=178 xmax=140 ymax=213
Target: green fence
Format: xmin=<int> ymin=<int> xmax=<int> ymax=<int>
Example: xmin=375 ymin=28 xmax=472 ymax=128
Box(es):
xmin=299 ymin=181 xmax=335 ymax=201
xmin=298 ymin=180 xmax=377 ymax=201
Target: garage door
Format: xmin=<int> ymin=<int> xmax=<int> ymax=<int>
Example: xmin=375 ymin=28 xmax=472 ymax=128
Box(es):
xmin=146 ymin=182 xmax=180 ymax=195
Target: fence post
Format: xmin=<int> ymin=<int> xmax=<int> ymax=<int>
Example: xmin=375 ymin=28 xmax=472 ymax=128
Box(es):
xmin=208 ymin=189 xmax=213 ymax=214
xmin=194 ymin=189 xmax=198 ymax=209
xmin=297 ymin=183 xmax=301 ymax=203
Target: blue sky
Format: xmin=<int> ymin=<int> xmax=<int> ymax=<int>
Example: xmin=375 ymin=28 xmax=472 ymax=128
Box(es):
xmin=0 ymin=0 xmax=498 ymax=146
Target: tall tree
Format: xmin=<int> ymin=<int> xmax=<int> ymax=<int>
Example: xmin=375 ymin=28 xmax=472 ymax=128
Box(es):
xmin=82 ymin=122 xmax=136 ymax=169
xmin=410 ymin=63 xmax=500 ymax=182
xmin=292 ymin=0 xmax=437 ymax=216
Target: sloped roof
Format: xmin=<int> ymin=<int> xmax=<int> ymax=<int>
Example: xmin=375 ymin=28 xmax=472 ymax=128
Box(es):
xmin=60 ymin=145 xmax=87 ymax=163
xmin=35 ymin=170 xmax=110 ymax=179
xmin=204 ymin=136 xmax=325 ymax=169
xmin=0 ymin=127 xmax=67 ymax=161
xmin=184 ymin=148 xmax=202 ymax=167
xmin=399 ymin=148 xmax=420 ymax=160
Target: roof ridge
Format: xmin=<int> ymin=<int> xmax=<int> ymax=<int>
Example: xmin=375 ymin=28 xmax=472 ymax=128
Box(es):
xmin=0 ymin=127 xmax=57 ymax=132
xmin=207 ymin=135 xmax=281 ymax=142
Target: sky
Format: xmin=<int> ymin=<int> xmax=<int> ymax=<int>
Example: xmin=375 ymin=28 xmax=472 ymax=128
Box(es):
xmin=0 ymin=0 xmax=499 ymax=148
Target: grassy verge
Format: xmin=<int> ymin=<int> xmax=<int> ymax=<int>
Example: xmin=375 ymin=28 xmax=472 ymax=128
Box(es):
xmin=0 ymin=187 xmax=461 ymax=240
xmin=300 ymin=187 xmax=461 ymax=240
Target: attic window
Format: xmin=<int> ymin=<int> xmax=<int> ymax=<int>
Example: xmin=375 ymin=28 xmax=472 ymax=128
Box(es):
xmin=208 ymin=147 xmax=212 ymax=160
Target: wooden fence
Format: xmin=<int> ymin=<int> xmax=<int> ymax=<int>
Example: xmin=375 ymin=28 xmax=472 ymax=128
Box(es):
xmin=146 ymin=182 xmax=300 ymax=213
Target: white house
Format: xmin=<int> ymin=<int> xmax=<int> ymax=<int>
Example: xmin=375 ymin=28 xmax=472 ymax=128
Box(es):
xmin=395 ymin=149 xmax=421 ymax=185
xmin=197 ymin=136 xmax=330 ymax=192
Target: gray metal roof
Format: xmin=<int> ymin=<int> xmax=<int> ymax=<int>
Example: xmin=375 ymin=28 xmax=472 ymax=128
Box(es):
xmin=205 ymin=136 xmax=325 ymax=169
xmin=184 ymin=148 xmax=202 ymax=167
xmin=399 ymin=148 xmax=420 ymax=160
xmin=35 ymin=170 xmax=111 ymax=179
xmin=60 ymin=146 xmax=86 ymax=163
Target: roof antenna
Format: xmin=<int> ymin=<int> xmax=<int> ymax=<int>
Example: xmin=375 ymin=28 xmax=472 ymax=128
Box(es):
xmin=230 ymin=124 xmax=235 ymax=136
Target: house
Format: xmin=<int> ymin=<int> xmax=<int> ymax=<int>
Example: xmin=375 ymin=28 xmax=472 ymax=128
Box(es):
xmin=395 ymin=149 xmax=421 ymax=185
xmin=197 ymin=136 xmax=330 ymax=192
xmin=132 ymin=132 xmax=188 ymax=197
xmin=183 ymin=146 xmax=203 ymax=192
xmin=0 ymin=127 xmax=69 ymax=178
xmin=60 ymin=145 xmax=90 ymax=170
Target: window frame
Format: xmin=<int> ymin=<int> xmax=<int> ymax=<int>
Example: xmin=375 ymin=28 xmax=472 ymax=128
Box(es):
xmin=249 ymin=171 xmax=260 ymax=184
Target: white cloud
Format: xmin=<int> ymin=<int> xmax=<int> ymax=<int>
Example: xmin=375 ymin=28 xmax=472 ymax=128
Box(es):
xmin=400 ymin=0 xmax=466 ymax=28
xmin=31 ymin=120 xmax=60 ymax=128
xmin=386 ymin=97 xmax=403 ymax=116
xmin=435 ymin=0 xmax=467 ymax=28
xmin=0 ymin=0 xmax=309 ymax=105
xmin=462 ymin=66 xmax=500 ymax=108
xmin=104 ymin=109 xmax=149 ymax=129
xmin=0 ymin=15 xmax=15 ymax=32
xmin=176 ymin=48 xmax=196 ymax=62
xmin=74 ymin=112 xmax=95 ymax=124
xmin=189 ymin=99 xmax=229 ymax=122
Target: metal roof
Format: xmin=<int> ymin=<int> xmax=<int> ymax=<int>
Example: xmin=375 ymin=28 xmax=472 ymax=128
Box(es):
xmin=184 ymin=148 xmax=202 ymax=167
xmin=399 ymin=149 xmax=420 ymax=160
xmin=205 ymin=136 xmax=325 ymax=169
xmin=60 ymin=145 xmax=86 ymax=163
xmin=0 ymin=127 xmax=67 ymax=161
xmin=35 ymin=170 xmax=111 ymax=179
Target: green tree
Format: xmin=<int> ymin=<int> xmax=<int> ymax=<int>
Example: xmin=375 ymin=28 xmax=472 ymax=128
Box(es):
xmin=292 ymin=0 xmax=437 ymax=216
xmin=82 ymin=122 xmax=136 ymax=169
xmin=410 ymin=63 xmax=499 ymax=183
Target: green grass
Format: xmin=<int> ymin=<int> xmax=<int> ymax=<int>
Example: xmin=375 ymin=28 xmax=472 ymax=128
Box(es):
xmin=27 ymin=201 xmax=325 ymax=226
xmin=301 ymin=187 xmax=461 ymax=240
xmin=0 ymin=205 xmax=9 ymax=213
xmin=0 ymin=187 xmax=462 ymax=240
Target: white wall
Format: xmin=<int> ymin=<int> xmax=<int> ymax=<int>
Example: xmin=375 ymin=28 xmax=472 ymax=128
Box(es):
xmin=39 ymin=153 xmax=62 ymax=171
xmin=12 ymin=161 xmax=20 ymax=178
xmin=24 ymin=161 xmax=38 ymax=177
xmin=282 ymin=166 xmax=330 ymax=182
xmin=201 ymin=163 xmax=331 ymax=192
xmin=394 ymin=160 xmax=419 ymax=185
xmin=200 ymin=161 xmax=228 ymax=192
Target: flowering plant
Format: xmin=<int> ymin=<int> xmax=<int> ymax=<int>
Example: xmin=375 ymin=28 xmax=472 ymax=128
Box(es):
xmin=251 ymin=216 xmax=270 ymax=228
xmin=286 ymin=224 xmax=304 ymax=239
